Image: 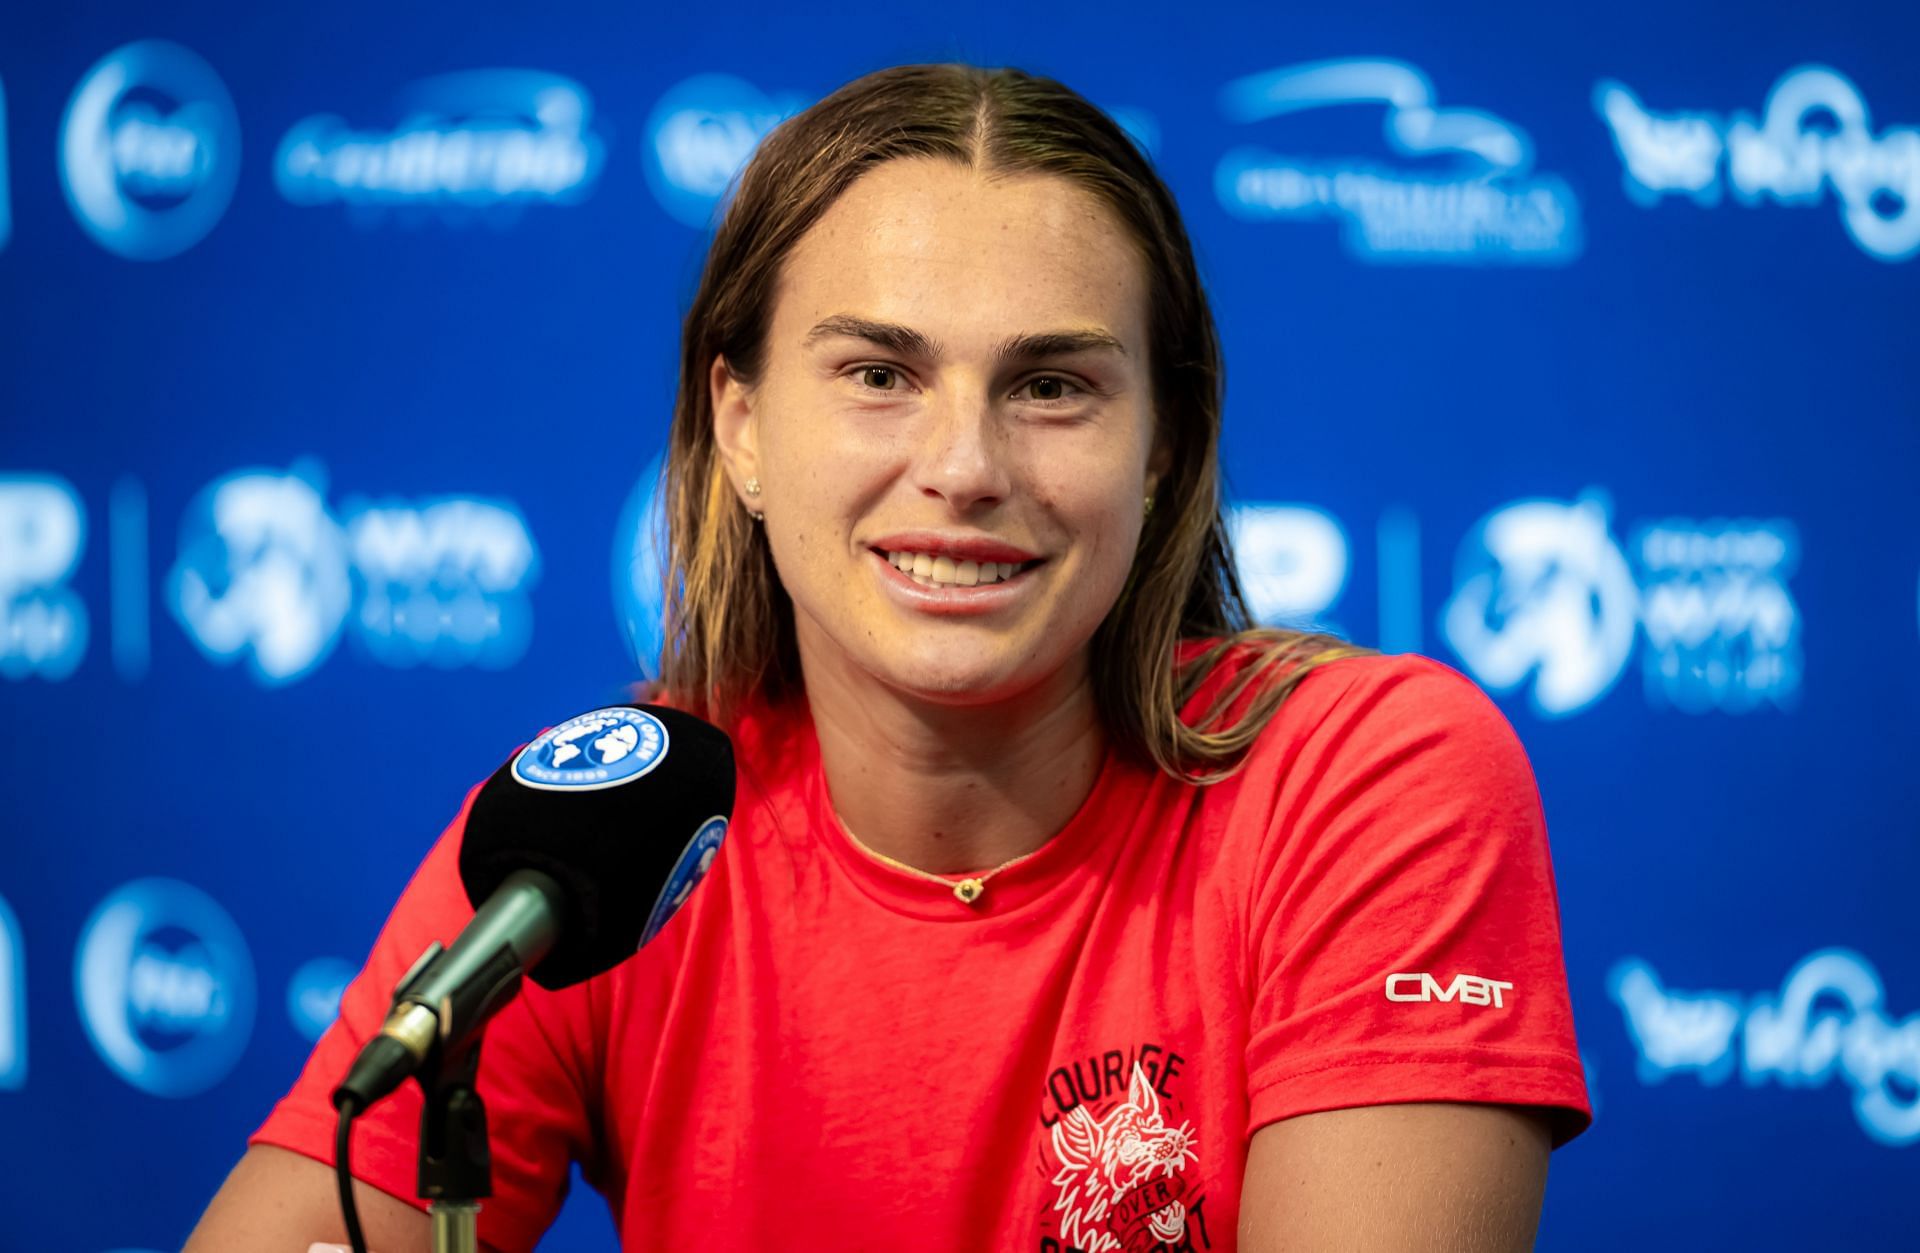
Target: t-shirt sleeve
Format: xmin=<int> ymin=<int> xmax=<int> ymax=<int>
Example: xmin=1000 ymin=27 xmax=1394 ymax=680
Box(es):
xmin=1241 ymin=653 xmax=1592 ymax=1147
xmin=250 ymin=779 xmax=599 ymax=1253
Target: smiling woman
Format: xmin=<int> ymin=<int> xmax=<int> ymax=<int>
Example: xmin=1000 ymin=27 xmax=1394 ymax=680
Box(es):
xmin=188 ymin=63 xmax=1590 ymax=1253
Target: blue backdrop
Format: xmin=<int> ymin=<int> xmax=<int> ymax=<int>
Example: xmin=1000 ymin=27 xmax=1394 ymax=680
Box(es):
xmin=2 ymin=2 xmax=1915 ymax=1249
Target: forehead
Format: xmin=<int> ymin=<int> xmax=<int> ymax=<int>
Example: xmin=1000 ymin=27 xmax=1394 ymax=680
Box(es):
xmin=772 ymin=157 xmax=1149 ymax=354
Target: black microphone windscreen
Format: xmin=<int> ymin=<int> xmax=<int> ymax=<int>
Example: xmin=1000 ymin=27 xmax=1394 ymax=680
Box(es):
xmin=458 ymin=703 xmax=735 ymax=990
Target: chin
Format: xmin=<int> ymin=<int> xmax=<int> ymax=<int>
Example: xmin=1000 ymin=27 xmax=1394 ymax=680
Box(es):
xmin=884 ymin=663 xmax=1018 ymax=705
xmin=873 ymin=644 xmax=1033 ymax=706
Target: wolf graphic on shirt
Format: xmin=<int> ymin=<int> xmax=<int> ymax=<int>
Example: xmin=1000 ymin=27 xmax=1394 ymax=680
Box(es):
xmin=1048 ymin=1062 xmax=1200 ymax=1251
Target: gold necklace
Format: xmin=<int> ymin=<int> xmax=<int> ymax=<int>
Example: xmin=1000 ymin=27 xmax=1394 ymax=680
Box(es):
xmin=838 ymin=820 xmax=1046 ymax=905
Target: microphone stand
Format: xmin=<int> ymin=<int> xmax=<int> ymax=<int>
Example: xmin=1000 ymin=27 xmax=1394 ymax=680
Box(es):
xmin=415 ymin=1029 xmax=492 ymax=1253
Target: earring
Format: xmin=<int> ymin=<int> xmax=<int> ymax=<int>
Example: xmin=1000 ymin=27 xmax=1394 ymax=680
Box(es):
xmin=745 ymin=476 xmax=764 ymax=523
xmin=1144 ymin=494 xmax=1155 ymax=517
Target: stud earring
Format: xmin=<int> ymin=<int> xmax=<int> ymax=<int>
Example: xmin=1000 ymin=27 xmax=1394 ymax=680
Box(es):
xmin=745 ymin=477 xmax=764 ymax=523
xmin=1144 ymin=494 xmax=1155 ymax=517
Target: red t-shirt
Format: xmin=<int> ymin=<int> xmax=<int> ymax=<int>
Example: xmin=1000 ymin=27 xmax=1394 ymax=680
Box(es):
xmin=254 ymin=649 xmax=1590 ymax=1252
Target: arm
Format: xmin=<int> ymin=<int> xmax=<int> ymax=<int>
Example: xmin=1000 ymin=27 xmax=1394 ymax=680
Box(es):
xmin=184 ymin=1144 xmax=485 ymax=1253
xmin=192 ymin=782 xmax=594 ymax=1253
xmin=1238 ymin=1104 xmax=1551 ymax=1252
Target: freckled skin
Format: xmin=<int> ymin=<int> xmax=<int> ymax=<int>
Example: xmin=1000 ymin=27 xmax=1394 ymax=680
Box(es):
xmin=726 ymin=157 xmax=1159 ymax=708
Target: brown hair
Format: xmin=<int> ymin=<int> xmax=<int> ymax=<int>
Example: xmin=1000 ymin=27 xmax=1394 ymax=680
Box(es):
xmin=659 ymin=63 xmax=1372 ymax=782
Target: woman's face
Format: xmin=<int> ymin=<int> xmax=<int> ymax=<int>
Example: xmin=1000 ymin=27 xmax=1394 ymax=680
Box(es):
xmin=714 ymin=156 xmax=1161 ymax=707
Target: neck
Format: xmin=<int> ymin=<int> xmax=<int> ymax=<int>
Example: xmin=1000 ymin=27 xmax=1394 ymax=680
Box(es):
xmin=801 ymin=642 xmax=1107 ymax=876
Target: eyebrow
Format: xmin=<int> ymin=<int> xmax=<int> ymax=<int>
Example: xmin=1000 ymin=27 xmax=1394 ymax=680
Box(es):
xmin=803 ymin=314 xmax=1129 ymax=363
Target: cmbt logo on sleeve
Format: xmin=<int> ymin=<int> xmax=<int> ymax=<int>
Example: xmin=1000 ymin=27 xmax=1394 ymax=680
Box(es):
xmin=512 ymin=706 xmax=668 ymax=791
xmin=1384 ymin=972 xmax=1514 ymax=1008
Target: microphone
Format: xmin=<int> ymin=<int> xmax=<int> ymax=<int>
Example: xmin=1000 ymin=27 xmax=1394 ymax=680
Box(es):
xmin=332 ymin=703 xmax=735 ymax=1113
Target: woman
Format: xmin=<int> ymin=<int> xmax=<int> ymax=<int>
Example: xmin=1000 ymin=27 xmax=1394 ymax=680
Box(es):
xmin=188 ymin=63 xmax=1589 ymax=1252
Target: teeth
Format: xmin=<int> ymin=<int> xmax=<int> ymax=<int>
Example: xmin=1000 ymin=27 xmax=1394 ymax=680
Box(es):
xmin=883 ymin=550 xmax=1027 ymax=588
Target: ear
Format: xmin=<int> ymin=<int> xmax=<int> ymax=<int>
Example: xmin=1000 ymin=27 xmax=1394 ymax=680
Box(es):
xmin=1145 ymin=423 xmax=1174 ymax=500
xmin=709 ymin=353 xmax=760 ymax=506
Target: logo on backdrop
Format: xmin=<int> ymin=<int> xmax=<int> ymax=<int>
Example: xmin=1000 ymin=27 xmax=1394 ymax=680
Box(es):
xmin=1610 ymin=950 xmax=1920 ymax=1147
xmin=286 ymin=956 xmax=356 ymax=1043
xmin=642 ymin=73 xmax=809 ymax=228
xmin=167 ymin=461 xmax=540 ymax=685
xmin=1441 ymin=494 xmax=1801 ymax=716
xmin=1228 ymin=504 xmax=1350 ymax=633
xmin=1215 ymin=58 xmax=1582 ymax=263
xmin=1442 ymin=494 xmax=1639 ymax=716
xmin=1633 ymin=518 xmax=1800 ymax=712
xmin=0 ymin=475 xmax=89 ymax=681
xmin=58 ymin=40 xmax=241 ymax=260
xmin=343 ymin=495 xmax=540 ymax=670
xmin=168 ymin=462 xmax=352 ymax=686
xmin=640 ymin=815 xmax=726 ymax=947
xmin=276 ymin=70 xmax=605 ymax=220
xmin=513 ymin=706 xmax=668 ymax=790
xmin=0 ymin=894 xmax=24 ymax=1089
xmin=1594 ymin=67 xmax=1920 ymax=262
xmin=75 ymin=878 xmax=255 ymax=1098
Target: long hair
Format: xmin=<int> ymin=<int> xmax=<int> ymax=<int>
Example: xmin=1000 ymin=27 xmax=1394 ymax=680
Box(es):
xmin=659 ymin=63 xmax=1372 ymax=782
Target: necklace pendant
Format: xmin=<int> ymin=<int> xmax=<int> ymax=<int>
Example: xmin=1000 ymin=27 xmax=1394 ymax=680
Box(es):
xmin=953 ymin=878 xmax=985 ymax=905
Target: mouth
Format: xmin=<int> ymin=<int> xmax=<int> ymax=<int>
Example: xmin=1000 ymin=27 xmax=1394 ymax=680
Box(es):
xmin=873 ymin=547 xmax=1042 ymax=590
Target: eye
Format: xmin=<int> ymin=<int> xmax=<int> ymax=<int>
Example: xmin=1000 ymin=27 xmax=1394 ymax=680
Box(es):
xmin=1017 ymin=375 xmax=1084 ymax=405
xmin=855 ymin=365 xmax=900 ymax=391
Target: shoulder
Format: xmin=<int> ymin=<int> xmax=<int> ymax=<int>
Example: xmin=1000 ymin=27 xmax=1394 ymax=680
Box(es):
xmin=1281 ymin=650 xmax=1524 ymax=752
xmin=1184 ymin=641 xmax=1539 ymax=819
xmin=1180 ymin=636 xmax=1516 ymax=754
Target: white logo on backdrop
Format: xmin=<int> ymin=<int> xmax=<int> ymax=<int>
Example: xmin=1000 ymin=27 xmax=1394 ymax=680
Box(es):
xmin=344 ymin=496 xmax=539 ymax=669
xmin=642 ymin=73 xmax=809 ymax=228
xmin=58 ymin=40 xmax=241 ymax=260
xmin=1594 ymin=66 xmax=1920 ymax=261
xmin=277 ymin=70 xmax=605 ymax=219
xmin=1633 ymin=519 xmax=1800 ymax=712
xmin=1443 ymin=495 xmax=1801 ymax=716
xmin=1228 ymin=504 xmax=1349 ymax=631
xmin=1442 ymin=494 xmax=1639 ymax=716
xmin=75 ymin=879 xmax=256 ymax=1098
xmin=0 ymin=475 xmax=90 ymax=681
xmin=167 ymin=461 xmax=540 ymax=686
xmin=1611 ymin=951 xmax=1920 ymax=1147
xmin=167 ymin=463 xmax=352 ymax=685
xmin=1217 ymin=58 xmax=1582 ymax=263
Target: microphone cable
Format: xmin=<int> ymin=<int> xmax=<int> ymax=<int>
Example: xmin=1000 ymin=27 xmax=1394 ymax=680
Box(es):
xmin=334 ymin=1094 xmax=371 ymax=1253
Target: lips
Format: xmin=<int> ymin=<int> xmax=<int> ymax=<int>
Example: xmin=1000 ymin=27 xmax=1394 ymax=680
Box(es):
xmin=867 ymin=532 xmax=1040 ymax=565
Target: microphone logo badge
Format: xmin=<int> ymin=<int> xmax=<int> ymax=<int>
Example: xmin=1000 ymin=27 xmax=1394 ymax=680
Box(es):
xmin=512 ymin=706 xmax=669 ymax=791
xmin=641 ymin=815 xmax=727 ymax=947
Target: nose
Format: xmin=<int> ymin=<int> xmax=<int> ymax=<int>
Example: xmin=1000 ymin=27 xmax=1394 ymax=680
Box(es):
xmin=912 ymin=386 xmax=1010 ymax=512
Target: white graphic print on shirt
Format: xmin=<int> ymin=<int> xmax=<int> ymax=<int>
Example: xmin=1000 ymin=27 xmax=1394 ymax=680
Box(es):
xmin=1047 ymin=1062 xmax=1201 ymax=1251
